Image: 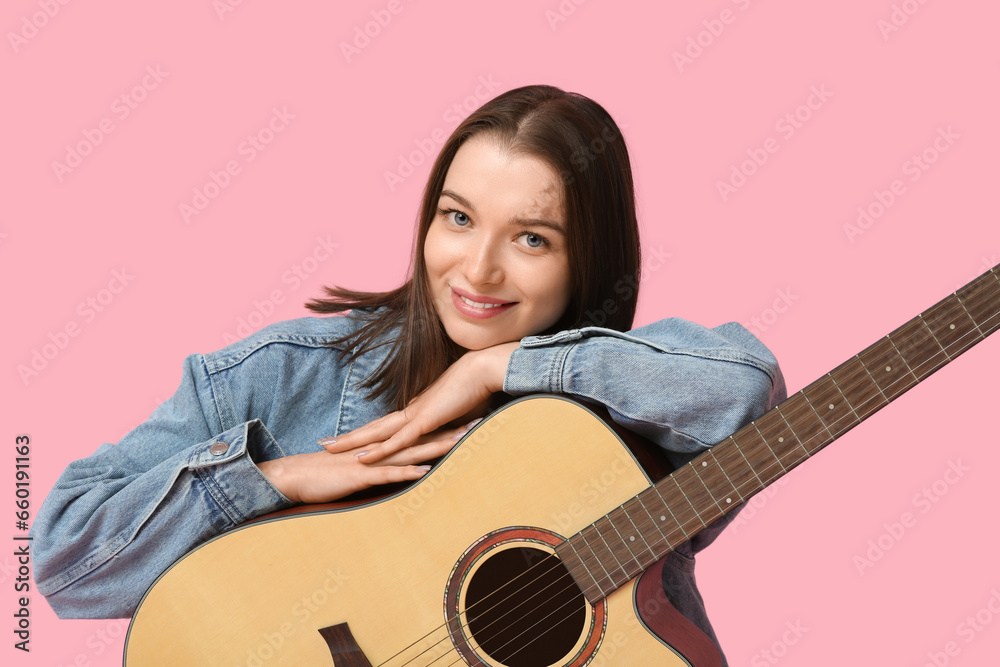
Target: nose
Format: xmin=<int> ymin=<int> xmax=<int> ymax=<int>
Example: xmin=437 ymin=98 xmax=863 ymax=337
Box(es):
xmin=463 ymin=232 xmax=504 ymax=287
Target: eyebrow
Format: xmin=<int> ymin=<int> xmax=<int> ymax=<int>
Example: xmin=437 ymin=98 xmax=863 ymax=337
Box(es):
xmin=440 ymin=189 xmax=566 ymax=236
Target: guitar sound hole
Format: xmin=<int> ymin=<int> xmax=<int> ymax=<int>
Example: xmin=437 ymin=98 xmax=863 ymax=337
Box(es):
xmin=465 ymin=547 xmax=586 ymax=666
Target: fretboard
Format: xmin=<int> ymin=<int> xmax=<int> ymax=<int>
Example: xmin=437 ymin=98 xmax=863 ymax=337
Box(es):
xmin=557 ymin=265 xmax=1000 ymax=603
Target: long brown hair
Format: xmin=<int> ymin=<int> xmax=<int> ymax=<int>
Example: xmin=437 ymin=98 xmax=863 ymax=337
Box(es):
xmin=306 ymin=84 xmax=641 ymax=410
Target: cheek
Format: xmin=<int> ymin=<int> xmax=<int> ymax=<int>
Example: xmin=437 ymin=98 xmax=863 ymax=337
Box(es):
xmin=422 ymin=227 xmax=451 ymax=280
xmin=528 ymin=260 xmax=573 ymax=317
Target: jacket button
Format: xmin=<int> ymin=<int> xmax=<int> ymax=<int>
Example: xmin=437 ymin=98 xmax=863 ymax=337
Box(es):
xmin=209 ymin=442 xmax=229 ymax=456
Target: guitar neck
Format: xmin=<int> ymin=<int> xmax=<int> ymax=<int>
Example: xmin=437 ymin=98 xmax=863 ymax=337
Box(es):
xmin=558 ymin=264 xmax=1000 ymax=603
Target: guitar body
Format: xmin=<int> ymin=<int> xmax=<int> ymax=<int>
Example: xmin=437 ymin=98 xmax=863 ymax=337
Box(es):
xmin=125 ymin=396 xmax=721 ymax=666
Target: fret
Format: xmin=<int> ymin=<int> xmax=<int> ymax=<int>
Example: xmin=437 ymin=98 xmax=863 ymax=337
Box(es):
xmin=705 ymin=440 xmax=757 ymax=501
xmin=569 ymin=531 xmax=613 ymax=597
xmin=888 ymin=317 xmax=948 ymax=380
xmin=556 ymin=540 xmax=601 ymax=601
xmin=921 ymin=292 xmax=980 ymax=357
xmin=591 ymin=517 xmax=637 ymax=582
xmin=616 ymin=501 xmax=658 ymax=565
xmin=578 ymin=525 xmax=622 ymax=591
xmin=753 ymin=412 xmax=809 ymax=468
xmin=601 ymin=508 xmax=648 ymax=573
xmin=829 ymin=356 xmax=887 ymax=421
xmin=800 ymin=373 xmax=859 ymax=440
xmin=570 ymin=534 xmax=610 ymax=600
xmin=653 ymin=486 xmax=694 ymax=541
xmin=730 ymin=428 xmax=786 ymax=485
xmin=856 ymin=336 xmax=918 ymax=400
xmin=694 ymin=449 xmax=741 ymax=508
xmin=775 ymin=394 xmax=831 ymax=457
xmin=658 ymin=477 xmax=707 ymax=534
xmin=628 ymin=495 xmax=672 ymax=554
xmin=673 ymin=462 xmax=724 ymax=518
xmin=635 ymin=488 xmax=689 ymax=547
xmin=957 ymin=270 xmax=1000 ymax=337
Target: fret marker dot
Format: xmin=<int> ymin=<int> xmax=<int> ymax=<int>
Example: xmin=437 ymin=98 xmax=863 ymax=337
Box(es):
xmin=950 ymin=324 xmax=956 ymax=330
xmin=886 ymin=365 xmax=892 ymax=372
xmin=660 ymin=515 xmax=666 ymax=522
xmin=629 ymin=536 xmax=635 ymax=542
xmin=778 ymin=437 xmax=784 ymax=443
xmin=702 ymin=461 xmax=707 ymax=467
xmin=828 ymin=403 xmax=835 ymax=410
xmin=726 ymin=497 xmax=732 ymax=503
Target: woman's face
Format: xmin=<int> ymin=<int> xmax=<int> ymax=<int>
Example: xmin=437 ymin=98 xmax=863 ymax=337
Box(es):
xmin=424 ymin=134 xmax=573 ymax=352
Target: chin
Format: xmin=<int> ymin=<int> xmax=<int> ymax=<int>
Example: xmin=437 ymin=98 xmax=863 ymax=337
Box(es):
xmin=444 ymin=322 xmax=511 ymax=352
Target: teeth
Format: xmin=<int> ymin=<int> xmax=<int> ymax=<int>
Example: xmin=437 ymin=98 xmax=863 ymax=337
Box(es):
xmin=460 ymin=295 xmax=507 ymax=309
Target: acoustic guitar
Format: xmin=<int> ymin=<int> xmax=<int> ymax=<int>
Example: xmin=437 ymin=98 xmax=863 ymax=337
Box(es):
xmin=123 ymin=265 xmax=999 ymax=666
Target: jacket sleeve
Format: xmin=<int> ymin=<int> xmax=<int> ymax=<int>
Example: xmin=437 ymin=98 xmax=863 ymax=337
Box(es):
xmin=502 ymin=317 xmax=787 ymax=466
xmin=30 ymin=352 xmax=295 ymax=619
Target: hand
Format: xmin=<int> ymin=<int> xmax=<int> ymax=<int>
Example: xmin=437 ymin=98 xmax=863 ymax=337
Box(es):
xmin=257 ymin=422 xmax=474 ymax=504
xmin=319 ymin=341 xmax=519 ymax=463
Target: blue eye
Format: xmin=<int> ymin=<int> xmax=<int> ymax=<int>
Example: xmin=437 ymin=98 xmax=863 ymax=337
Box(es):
xmin=518 ymin=232 xmax=551 ymax=249
xmin=438 ymin=208 xmax=470 ymax=226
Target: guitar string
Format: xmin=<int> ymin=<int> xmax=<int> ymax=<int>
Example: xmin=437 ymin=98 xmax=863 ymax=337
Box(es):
xmin=381 ymin=287 xmax=1000 ymax=667
xmin=412 ymin=555 xmax=571 ymax=666
xmin=429 ymin=289 xmax=1000 ymax=666
xmin=377 ymin=280 xmax=1000 ymax=666
xmin=390 ymin=292 xmax=1000 ymax=667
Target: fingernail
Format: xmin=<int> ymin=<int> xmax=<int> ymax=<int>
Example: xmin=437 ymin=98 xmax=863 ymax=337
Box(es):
xmin=353 ymin=450 xmax=369 ymax=458
xmin=417 ymin=465 xmax=432 ymax=472
xmin=318 ymin=437 xmax=337 ymax=446
xmin=453 ymin=417 xmax=484 ymax=440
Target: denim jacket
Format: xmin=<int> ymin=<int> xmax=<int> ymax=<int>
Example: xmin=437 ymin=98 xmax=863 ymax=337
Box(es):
xmin=32 ymin=310 xmax=785 ymax=659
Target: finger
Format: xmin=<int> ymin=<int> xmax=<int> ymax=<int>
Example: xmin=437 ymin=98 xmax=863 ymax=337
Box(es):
xmin=354 ymin=419 xmax=426 ymax=463
xmin=318 ymin=411 xmax=407 ymax=452
xmin=376 ymin=437 xmax=458 ymax=467
xmin=357 ymin=463 xmax=432 ymax=487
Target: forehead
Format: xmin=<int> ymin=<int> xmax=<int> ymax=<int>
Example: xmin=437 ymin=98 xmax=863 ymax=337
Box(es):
xmin=443 ymin=135 xmax=566 ymax=221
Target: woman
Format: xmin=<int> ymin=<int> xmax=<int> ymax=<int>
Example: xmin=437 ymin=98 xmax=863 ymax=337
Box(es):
xmin=32 ymin=85 xmax=785 ymax=664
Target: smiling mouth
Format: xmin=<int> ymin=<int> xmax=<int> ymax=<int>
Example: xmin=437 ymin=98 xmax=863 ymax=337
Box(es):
xmin=458 ymin=294 xmax=511 ymax=309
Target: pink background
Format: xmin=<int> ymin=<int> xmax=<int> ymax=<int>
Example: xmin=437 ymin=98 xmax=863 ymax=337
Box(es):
xmin=4 ymin=1 xmax=999 ymax=665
